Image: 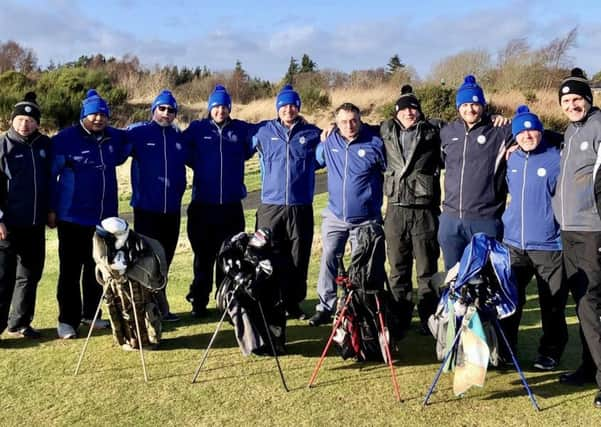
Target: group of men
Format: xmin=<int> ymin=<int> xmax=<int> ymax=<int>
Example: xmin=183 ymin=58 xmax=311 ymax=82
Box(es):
xmin=0 ymin=67 xmax=600 ymax=407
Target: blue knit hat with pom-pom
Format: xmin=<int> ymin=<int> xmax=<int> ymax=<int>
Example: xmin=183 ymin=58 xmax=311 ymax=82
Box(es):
xmin=275 ymin=84 xmax=301 ymax=112
xmin=455 ymin=75 xmax=486 ymax=108
xmin=81 ymin=89 xmax=110 ymax=118
xmin=208 ymin=85 xmax=232 ymax=112
xmin=512 ymin=105 xmax=543 ymax=137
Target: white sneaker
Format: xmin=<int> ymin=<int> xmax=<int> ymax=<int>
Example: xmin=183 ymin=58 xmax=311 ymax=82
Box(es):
xmin=57 ymin=322 xmax=77 ymax=339
xmin=81 ymin=318 xmax=111 ymax=330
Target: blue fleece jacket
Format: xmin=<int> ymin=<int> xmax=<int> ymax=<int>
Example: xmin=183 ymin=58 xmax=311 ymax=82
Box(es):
xmin=126 ymin=121 xmax=188 ymax=214
xmin=252 ymin=118 xmax=321 ymax=205
xmin=502 ymin=140 xmax=561 ymax=251
xmin=185 ymin=118 xmax=255 ymax=204
xmin=50 ymin=123 xmax=129 ymax=226
xmin=316 ymin=126 xmax=386 ymax=223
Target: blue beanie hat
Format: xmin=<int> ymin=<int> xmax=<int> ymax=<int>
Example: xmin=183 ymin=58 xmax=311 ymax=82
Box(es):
xmin=80 ymin=89 xmax=110 ymax=119
xmin=151 ymin=89 xmax=178 ymax=114
xmin=512 ymin=105 xmax=543 ymax=137
xmin=455 ymin=75 xmax=486 ymax=108
xmin=208 ymin=85 xmax=232 ymax=112
xmin=276 ymin=84 xmax=301 ymax=112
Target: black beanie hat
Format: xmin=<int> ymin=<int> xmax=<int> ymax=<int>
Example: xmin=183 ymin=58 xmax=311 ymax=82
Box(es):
xmin=395 ymin=85 xmax=421 ymax=113
xmin=558 ymin=68 xmax=593 ymax=105
xmin=12 ymin=92 xmax=41 ymax=124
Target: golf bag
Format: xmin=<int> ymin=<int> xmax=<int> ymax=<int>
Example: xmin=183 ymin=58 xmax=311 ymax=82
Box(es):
xmin=93 ymin=217 xmax=167 ymax=350
xmin=332 ymin=223 xmax=392 ymax=362
xmin=215 ymin=228 xmax=286 ymax=356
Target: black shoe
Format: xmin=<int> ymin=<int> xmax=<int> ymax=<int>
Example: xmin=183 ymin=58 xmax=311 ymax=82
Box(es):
xmin=191 ymin=306 xmax=208 ymax=318
xmin=308 ymin=310 xmax=331 ymax=326
xmin=162 ymin=312 xmax=181 ymax=323
xmin=7 ymin=326 xmax=41 ymax=339
xmin=286 ymin=304 xmax=307 ymax=320
xmin=559 ymin=367 xmax=596 ymax=386
xmin=594 ymin=390 xmax=601 ymax=409
xmin=533 ymin=355 xmax=558 ymax=371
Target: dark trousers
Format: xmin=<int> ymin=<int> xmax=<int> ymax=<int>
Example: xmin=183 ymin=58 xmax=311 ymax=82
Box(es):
xmin=500 ymin=247 xmax=568 ymax=360
xmin=256 ymin=204 xmax=313 ymax=310
xmin=56 ymin=221 xmax=102 ymax=328
xmin=187 ymin=201 xmax=245 ymax=310
xmin=562 ymin=231 xmax=601 ymax=386
xmin=438 ymin=212 xmax=503 ymax=271
xmin=0 ymin=225 xmax=45 ymax=333
xmin=134 ymin=208 xmax=181 ymax=315
xmin=384 ymin=205 xmax=440 ymax=326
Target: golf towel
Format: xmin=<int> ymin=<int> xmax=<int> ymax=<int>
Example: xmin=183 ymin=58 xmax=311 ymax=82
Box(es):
xmin=453 ymin=307 xmax=489 ymax=396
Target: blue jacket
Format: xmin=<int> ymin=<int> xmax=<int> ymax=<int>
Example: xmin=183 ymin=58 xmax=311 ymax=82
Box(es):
xmin=316 ymin=126 xmax=386 ymax=223
xmin=50 ymin=123 xmax=129 ymax=226
xmin=502 ymin=140 xmax=561 ymax=251
xmin=185 ymin=118 xmax=254 ymax=205
xmin=0 ymin=128 xmax=51 ymax=227
xmin=441 ymin=116 xmax=512 ymax=220
xmin=252 ymin=118 xmax=321 ymax=205
xmin=126 ymin=121 xmax=188 ymax=214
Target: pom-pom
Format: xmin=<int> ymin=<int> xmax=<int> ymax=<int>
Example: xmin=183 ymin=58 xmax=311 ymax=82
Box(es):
xmin=400 ymin=84 xmax=413 ymax=95
xmin=86 ymin=89 xmax=99 ymax=98
xmin=570 ymin=67 xmax=586 ymax=78
xmin=515 ymin=105 xmax=530 ymax=114
xmin=463 ymin=75 xmax=476 ymax=84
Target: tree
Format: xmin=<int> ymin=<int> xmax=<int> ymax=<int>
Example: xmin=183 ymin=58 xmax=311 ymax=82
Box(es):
xmin=429 ymin=49 xmax=492 ymax=88
xmin=386 ymin=54 xmax=405 ymax=75
xmin=283 ymin=57 xmax=300 ymax=84
xmin=300 ymin=54 xmax=317 ymax=73
xmin=0 ymin=40 xmax=38 ymax=74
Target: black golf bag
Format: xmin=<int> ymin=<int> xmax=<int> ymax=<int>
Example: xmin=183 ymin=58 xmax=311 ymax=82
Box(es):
xmin=215 ymin=228 xmax=286 ymax=356
xmin=93 ymin=218 xmax=166 ymax=350
xmin=332 ymin=223 xmax=393 ymax=362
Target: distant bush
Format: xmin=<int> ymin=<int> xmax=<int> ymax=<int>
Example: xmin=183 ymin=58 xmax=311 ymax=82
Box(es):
xmin=0 ymin=70 xmax=36 ymax=128
xmin=540 ymin=113 xmax=569 ymax=133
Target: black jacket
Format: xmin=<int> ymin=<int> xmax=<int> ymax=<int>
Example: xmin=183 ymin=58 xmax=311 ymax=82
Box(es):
xmin=0 ymin=128 xmax=51 ymax=227
xmin=380 ymin=118 xmax=442 ymax=208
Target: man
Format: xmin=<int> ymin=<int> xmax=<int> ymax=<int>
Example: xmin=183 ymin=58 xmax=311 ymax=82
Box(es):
xmin=50 ymin=89 xmax=129 ymax=339
xmin=380 ymin=85 xmax=442 ymax=334
xmin=252 ymin=85 xmax=322 ymax=320
xmin=126 ymin=89 xmax=187 ymax=322
xmin=0 ymin=92 xmax=51 ymax=339
xmin=184 ymin=84 xmax=254 ymax=317
xmin=500 ymin=105 xmax=567 ymax=371
xmin=554 ymin=67 xmax=601 ymax=408
xmin=438 ymin=75 xmax=513 ymax=270
xmin=309 ymin=103 xmax=386 ymax=326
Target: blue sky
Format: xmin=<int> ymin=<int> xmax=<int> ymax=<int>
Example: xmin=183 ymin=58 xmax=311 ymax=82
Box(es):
xmin=1 ymin=0 xmax=600 ymax=81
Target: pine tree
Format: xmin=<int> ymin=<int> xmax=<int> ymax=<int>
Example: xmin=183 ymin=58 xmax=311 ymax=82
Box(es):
xmin=300 ymin=54 xmax=317 ymax=73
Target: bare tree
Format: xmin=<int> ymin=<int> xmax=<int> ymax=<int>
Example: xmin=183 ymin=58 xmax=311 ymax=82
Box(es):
xmin=429 ymin=49 xmax=492 ymax=88
xmin=0 ymin=40 xmax=38 ymax=73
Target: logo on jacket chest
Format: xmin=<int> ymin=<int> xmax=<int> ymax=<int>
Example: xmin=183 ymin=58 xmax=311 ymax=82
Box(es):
xmin=357 ymin=149 xmax=366 ymax=158
xmin=537 ymin=168 xmax=547 ymax=177
xmin=477 ymin=135 xmax=487 ymax=145
xmin=299 ymin=136 xmax=306 ymax=145
xmin=580 ymin=141 xmax=589 ymax=151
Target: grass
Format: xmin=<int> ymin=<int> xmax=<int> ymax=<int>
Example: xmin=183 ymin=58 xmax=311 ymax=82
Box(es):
xmin=2 ymin=193 xmax=601 ymax=426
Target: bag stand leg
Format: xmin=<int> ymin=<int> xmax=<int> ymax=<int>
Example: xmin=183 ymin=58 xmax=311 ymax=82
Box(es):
xmin=308 ymin=291 xmax=354 ymax=388
xmin=74 ymin=283 xmax=109 ymax=376
xmin=128 ymin=280 xmax=149 ymax=383
xmin=374 ymin=293 xmax=401 ymax=402
xmin=422 ymin=324 xmax=463 ymax=406
xmin=191 ymin=299 xmax=233 ymax=384
xmin=493 ymin=318 xmax=540 ymax=411
xmin=257 ymin=301 xmax=289 ymax=392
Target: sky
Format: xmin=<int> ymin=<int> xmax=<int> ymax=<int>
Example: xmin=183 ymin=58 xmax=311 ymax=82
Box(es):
xmin=1 ymin=0 xmax=600 ymax=82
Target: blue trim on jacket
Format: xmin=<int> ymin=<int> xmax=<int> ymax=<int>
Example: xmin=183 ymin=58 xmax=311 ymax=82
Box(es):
xmin=252 ymin=118 xmax=321 ymax=205
xmin=316 ymin=126 xmax=386 ymax=223
xmin=502 ymin=140 xmax=561 ymax=251
xmin=126 ymin=121 xmax=188 ymax=214
xmin=50 ymin=123 xmax=129 ymax=226
xmin=185 ymin=118 xmax=254 ymax=205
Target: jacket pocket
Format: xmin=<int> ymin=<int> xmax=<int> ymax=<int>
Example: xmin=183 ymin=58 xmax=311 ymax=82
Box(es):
xmin=384 ymin=170 xmax=395 ymax=197
xmin=412 ymin=174 xmax=434 ymax=199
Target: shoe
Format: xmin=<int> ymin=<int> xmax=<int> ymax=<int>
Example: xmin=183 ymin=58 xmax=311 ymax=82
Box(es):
xmin=57 ymin=322 xmax=77 ymax=339
xmin=81 ymin=318 xmax=110 ymax=330
xmin=162 ymin=312 xmax=180 ymax=322
xmin=7 ymin=326 xmax=42 ymax=339
xmin=533 ymin=355 xmax=558 ymax=371
xmin=286 ymin=304 xmax=307 ymax=320
xmin=595 ymin=390 xmax=601 ymax=409
xmin=559 ymin=367 xmax=596 ymax=386
xmin=308 ymin=310 xmax=332 ymax=327
xmin=191 ymin=306 xmax=208 ymax=318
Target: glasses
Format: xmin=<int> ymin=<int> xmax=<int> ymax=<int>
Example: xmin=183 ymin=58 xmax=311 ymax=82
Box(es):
xmin=157 ymin=106 xmax=176 ymax=114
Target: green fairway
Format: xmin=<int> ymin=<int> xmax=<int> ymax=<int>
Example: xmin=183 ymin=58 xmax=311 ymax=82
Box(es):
xmin=1 ymin=193 xmax=600 ymax=426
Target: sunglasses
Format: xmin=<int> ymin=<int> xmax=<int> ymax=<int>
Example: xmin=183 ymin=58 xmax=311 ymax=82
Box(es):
xmin=157 ymin=106 xmax=176 ymax=114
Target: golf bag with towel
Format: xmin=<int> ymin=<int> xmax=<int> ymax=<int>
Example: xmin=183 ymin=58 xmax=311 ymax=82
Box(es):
xmin=92 ymin=217 xmax=167 ymax=350
xmin=309 ymin=223 xmax=401 ymax=402
xmin=424 ymin=233 xmax=539 ymax=410
xmin=215 ymin=228 xmax=286 ymax=356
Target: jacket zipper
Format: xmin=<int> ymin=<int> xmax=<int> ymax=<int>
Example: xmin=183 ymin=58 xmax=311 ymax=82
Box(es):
xmin=30 ymin=146 xmax=38 ymax=225
xmin=520 ymin=152 xmax=529 ymax=249
xmin=343 ymin=142 xmax=349 ymax=221
xmin=285 ymin=130 xmax=290 ymax=205
xmin=218 ymin=125 xmax=224 ymax=204
xmin=99 ymin=142 xmax=106 ymax=221
xmin=459 ymin=131 xmax=468 ymax=219
xmin=162 ymin=127 xmax=168 ymax=213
